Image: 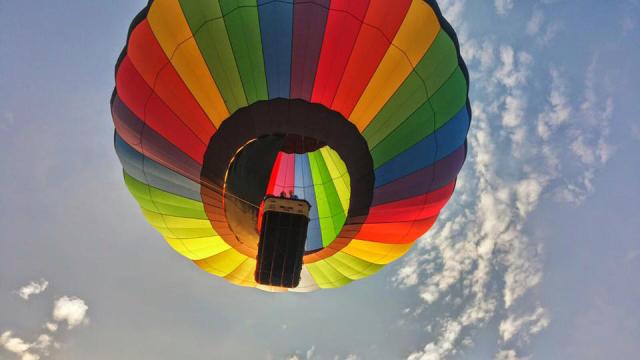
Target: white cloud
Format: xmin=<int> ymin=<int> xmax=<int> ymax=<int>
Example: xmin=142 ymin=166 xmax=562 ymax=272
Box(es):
xmin=495 ymin=349 xmax=528 ymax=360
xmin=1 ymin=332 xmax=31 ymax=354
xmin=526 ymin=10 xmax=544 ymax=35
xmin=570 ymin=136 xmax=595 ymax=164
xmin=501 ymin=238 xmax=543 ymax=309
xmin=494 ymin=47 xmax=532 ymax=90
xmin=15 ymin=280 xmax=48 ymax=300
xmin=501 ymin=93 xmax=526 ymax=128
xmin=399 ymin=100 xmax=516 ymax=359
xmin=499 ymin=306 xmax=550 ymax=343
xmin=43 ymin=323 xmax=58 ymax=333
xmin=537 ymin=68 xmax=571 ymax=140
xmin=2 ymin=288 xmax=88 ymax=359
xmin=285 ymin=348 xmax=359 ymax=360
xmin=620 ymin=1 xmax=638 ymax=35
xmin=52 ymin=297 xmax=89 ymax=329
xmin=396 ymin=5 xmax=616 ymax=359
xmin=578 ymin=61 xmax=615 ymax=166
xmin=550 ymin=57 xmax=615 ymax=205
xmin=0 ymin=331 xmax=51 ymax=360
xmin=283 ymin=345 xmax=317 ymax=360
xmin=306 ymin=346 xmax=316 ymax=360
xmin=494 ymin=47 xmax=533 ymax=152
xmin=515 ymin=178 xmax=544 ymax=219
xmin=526 ymin=9 xmax=561 ymax=45
xmin=495 ymin=0 xmax=515 ymax=16
xmin=461 ymin=38 xmax=495 ymax=73
xmin=408 ymin=320 xmax=464 ymax=360
xmin=402 ymin=69 xmax=546 ymax=357
xmin=438 ymin=0 xmax=467 ymax=27
xmin=538 ymin=22 xmax=560 ymax=45
xmin=21 ymin=354 xmax=40 ymax=360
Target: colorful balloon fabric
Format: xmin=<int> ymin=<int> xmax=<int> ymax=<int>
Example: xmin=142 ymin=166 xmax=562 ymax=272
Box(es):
xmin=112 ymin=0 xmax=471 ymax=292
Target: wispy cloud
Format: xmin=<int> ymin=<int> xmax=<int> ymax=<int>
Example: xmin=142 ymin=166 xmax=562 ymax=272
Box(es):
xmin=396 ymin=2 xmax=616 ymax=359
xmin=15 ymin=280 xmax=48 ymax=301
xmin=438 ymin=0 xmax=467 ymax=27
xmin=282 ymin=347 xmax=360 ymax=360
xmin=495 ymin=349 xmax=528 ymax=360
xmin=306 ymin=346 xmax=316 ymax=360
xmin=526 ymin=10 xmax=544 ymax=35
xmin=499 ymin=306 xmax=550 ymax=343
xmin=526 ymin=9 xmax=561 ymax=46
xmin=551 ymin=58 xmax=615 ymax=205
xmin=284 ymin=345 xmax=316 ymax=360
xmin=495 ymin=0 xmax=515 ymax=16
xmin=620 ymin=0 xmax=639 ymax=35
xmin=537 ymin=68 xmax=571 ymax=140
xmin=43 ymin=324 xmax=57 ymax=333
xmin=2 ymin=282 xmax=88 ymax=359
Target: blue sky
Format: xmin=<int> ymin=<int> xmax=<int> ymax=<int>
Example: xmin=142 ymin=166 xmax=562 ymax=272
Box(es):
xmin=0 ymin=1 xmax=639 ymax=359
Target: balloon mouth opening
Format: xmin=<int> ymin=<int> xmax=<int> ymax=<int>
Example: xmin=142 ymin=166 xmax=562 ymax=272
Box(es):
xmin=223 ymin=134 xmax=350 ymax=254
xmin=199 ymin=98 xmax=375 ymax=263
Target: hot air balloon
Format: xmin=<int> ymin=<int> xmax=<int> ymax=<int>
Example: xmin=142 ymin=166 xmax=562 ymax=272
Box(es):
xmin=112 ymin=0 xmax=471 ymax=292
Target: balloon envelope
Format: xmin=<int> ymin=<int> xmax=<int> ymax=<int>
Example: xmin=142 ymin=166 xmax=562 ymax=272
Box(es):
xmin=112 ymin=0 xmax=471 ymax=291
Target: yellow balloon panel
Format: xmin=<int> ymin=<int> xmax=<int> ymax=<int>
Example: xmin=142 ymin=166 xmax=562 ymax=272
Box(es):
xmin=224 ymin=258 xmax=258 ymax=287
xmin=349 ymin=0 xmax=440 ymax=130
xmin=165 ymin=235 xmax=231 ymax=260
xmin=341 ymin=240 xmax=414 ymax=265
xmin=324 ymin=252 xmax=384 ymax=280
xmin=194 ymin=248 xmax=248 ymax=277
xmin=147 ymin=0 xmax=229 ymax=126
xmin=306 ymin=260 xmax=353 ymax=288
